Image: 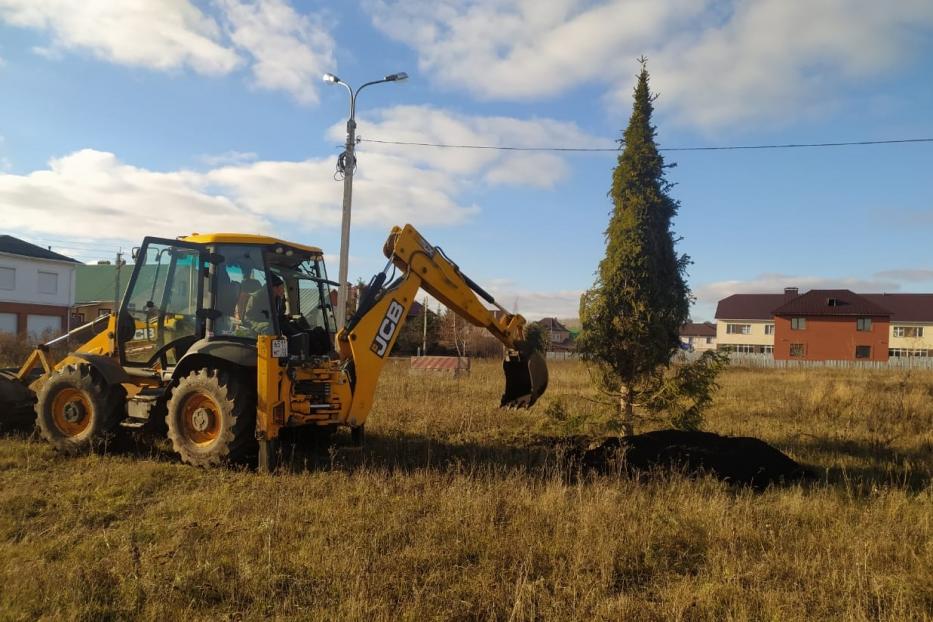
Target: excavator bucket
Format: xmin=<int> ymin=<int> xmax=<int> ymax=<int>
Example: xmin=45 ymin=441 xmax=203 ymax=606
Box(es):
xmin=501 ymin=349 xmax=549 ymax=408
xmin=0 ymin=369 xmax=36 ymax=413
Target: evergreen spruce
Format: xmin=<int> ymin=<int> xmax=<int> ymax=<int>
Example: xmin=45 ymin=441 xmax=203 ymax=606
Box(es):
xmin=577 ymin=59 xmax=723 ymax=435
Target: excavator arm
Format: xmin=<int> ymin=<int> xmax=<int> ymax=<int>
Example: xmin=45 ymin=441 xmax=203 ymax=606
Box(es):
xmin=335 ymin=224 xmax=548 ymax=426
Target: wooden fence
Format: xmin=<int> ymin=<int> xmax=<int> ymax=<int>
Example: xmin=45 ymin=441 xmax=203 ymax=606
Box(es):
xmin=680 ymin=351 xmax=933 ymax=370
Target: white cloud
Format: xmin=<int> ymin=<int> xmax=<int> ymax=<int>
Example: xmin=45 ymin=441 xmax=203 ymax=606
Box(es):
xmin=202 ymin=153 xmax=478 ymax=227
xmin=366 ymin=0 xmax=933 ymax=128
xmin=0 ymin=0 xmax=240 ymax=74
xmin=339 ymin=105 xmax=605 ymax=189
xmin=0 ymin=135 xmax=9 ymax=171
xmin=478 ymin=278 xmax=583 ymax=320
xmin=421 ymin=283 xmax=583 ymax=321
xmin=643 ymin=0 xmax=933 ymax=128
xmin=0 ymin=0 xmax=336 ymax=103
xmin=873 ymin=269 xmax=933 ymax=282
xmin=198 ymin=150 xmax=258 ymax=167
xmin=693 ymin=272 xmax=905 ymax=317
xmin=0 ymin=107 xmax=600 ymax=259
xmin=0 ymin=148 xmax=478 ymax=244
xmin=0 ymin=149 xmax=267 ymax=240
xmin=218 ymin=0 xmax=335 ymax=104
xmin=510 ymin=289 xmax=584 ymax=321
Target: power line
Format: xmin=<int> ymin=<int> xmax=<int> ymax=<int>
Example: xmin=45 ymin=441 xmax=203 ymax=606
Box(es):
xmin=32 ymin=240 xmax=122 ymax=254
xmin=358 ymin=136 xmax=933 ymax=153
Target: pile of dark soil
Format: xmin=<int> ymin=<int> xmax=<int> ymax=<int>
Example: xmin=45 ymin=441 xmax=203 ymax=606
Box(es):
xmin=572 ymin=429 xmax=813 ymax=490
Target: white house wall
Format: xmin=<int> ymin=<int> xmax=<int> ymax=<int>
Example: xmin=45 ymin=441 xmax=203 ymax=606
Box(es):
xmin=715 ymin=319 xmax=775 ymax=346
xmin=0 ymin=252 xmax=76 ymax=307
xmin=888 ymin=323 xmax=933 ymax=350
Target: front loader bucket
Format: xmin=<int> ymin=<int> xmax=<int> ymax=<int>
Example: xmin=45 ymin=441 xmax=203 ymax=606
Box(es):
xmin=501 ymin=350 xmax=549 ymax=409
xmin=0 ymin=369 xmax=36 ymax=413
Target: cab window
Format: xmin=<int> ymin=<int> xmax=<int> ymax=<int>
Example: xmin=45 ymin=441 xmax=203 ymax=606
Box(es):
xmin=213 ymin=245 xmax=273 ymax=337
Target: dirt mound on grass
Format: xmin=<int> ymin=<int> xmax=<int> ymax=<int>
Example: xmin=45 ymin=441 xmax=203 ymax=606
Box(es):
xmin=578 ymin=429 xmax=813 ymax=489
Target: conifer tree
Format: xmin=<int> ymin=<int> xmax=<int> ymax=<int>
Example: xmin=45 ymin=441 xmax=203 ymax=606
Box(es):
xmin=577 ymin=59 xmax=723 ymax=435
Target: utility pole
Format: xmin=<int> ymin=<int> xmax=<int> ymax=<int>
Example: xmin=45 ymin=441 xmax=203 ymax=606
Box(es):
xmin=422 ymin=295 xmax=428 ymax=355
xmin=322 ymin=71 xmax=408 ymax=331
xmin=335 ymin=115 xmax=356 ymax=332
xmin=113 ymin=251 xmax=123 ymax=312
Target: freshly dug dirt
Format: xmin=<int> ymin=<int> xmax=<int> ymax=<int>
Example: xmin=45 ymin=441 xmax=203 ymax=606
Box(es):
xmin=575 ymin=429 xmax=813 ymax=489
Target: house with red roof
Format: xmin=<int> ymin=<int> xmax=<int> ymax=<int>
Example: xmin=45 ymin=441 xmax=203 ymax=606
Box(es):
xmin=715 ymin=287 xmax=933 ymax=361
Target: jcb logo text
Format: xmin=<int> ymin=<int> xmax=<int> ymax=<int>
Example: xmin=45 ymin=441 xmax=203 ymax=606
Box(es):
xmin=371 ymin=300 xmax=405 ymax=357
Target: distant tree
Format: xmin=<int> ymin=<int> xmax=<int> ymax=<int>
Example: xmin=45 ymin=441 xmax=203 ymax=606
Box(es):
xmin=577 ymin=59 xmax=726 ymax=435
xmin=392 ymin=302 xmax=440 ymax=355
xmin=436 ymin=307 xmax=469 ymax=356
xmin=524 ymin=322 xmax=550 ymax=354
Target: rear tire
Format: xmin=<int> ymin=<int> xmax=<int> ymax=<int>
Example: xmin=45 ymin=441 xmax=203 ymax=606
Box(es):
xmin=165 ymin=368 xmax=255 ymax=466
xmin=35 ymin=364 xmax=124 ymax=453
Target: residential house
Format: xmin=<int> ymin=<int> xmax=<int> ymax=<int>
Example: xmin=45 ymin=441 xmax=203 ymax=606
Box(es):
xmin=537 ymin=317 xmax=575 ymax=352
xmin=0 ymin=235 xmax=79 ymax=338
xmin=863 ymin=294 xmax=933 ymax=358
xmin=716 ymin=287 xmax=933 ymax=361
xmin=714 ymin=291 xmax=787 ymax=354
xmin=72 ymin=262 xmax=130 ymax=325
xmin=772 ymin=290 xmax=890 ymax=361
xmin=680 ymin=322 xmax=717 ymax=351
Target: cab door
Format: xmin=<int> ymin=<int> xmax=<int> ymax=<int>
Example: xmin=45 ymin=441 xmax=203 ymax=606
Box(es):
xmin=118 ymin=238 xmax=208 ymax=367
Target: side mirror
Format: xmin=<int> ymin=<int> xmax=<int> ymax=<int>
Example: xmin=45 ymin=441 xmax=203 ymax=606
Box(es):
xmin=131 ymin=247 xmax=140 ymax=260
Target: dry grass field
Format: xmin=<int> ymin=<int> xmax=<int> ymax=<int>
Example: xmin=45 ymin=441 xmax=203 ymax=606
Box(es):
xmin=0 ymin=360 xmax=930 ymax=620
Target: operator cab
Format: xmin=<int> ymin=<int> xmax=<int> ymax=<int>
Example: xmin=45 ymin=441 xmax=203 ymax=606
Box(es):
xmin=264 ymin=247 xmax=337 ymax=358
xmin=117 ymin=234 xmax=336 ymax=369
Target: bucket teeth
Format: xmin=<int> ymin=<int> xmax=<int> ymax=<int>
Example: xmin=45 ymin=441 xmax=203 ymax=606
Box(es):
xmin=501 ymin=350 xmax=548 ymax=409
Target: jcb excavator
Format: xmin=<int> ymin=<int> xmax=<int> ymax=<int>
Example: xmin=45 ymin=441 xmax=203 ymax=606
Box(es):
xmin=0 ymin=224 xmax=547 ymax=470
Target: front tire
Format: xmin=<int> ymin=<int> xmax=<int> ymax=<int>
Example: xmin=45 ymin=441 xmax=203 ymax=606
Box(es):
xmin=165 ymin=368 xmax=255 ymax=466
xmin=35 ymin=364 xmax=124 ymax=453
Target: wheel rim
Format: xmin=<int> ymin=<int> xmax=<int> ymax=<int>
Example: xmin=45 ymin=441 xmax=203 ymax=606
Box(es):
xmin=51 ymin=387 xmax=92 ymax=437
xmin=180 ymin=393 xmax=222 ymax=445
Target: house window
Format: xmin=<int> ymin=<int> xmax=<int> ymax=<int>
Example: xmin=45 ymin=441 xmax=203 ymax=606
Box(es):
xmin=893 ymin=326 xmax=923 ymax=338
xmin=856 ymin=318 xmax=872 ymax=332
xmin=764 ymin=324 xmax=775 ymax=335
xmin=705 ymin=337 xmax=712 ymax=344
xmin=0 ymin=266 xmax=13 ymax=290
xmin=791 ymin=318 xmax=806 ymax=330
xmin=726 ymin=323 xmax=751 ymax=335
xmin=855 ymin=345 xmax=871 ymax=359
xmin=789 ymin=343 xmax=806 ymax=357
xmin=890 ymin=348 xmax=929 ymax=358
xmin=38 ymin=271 xmax=58 ymax=295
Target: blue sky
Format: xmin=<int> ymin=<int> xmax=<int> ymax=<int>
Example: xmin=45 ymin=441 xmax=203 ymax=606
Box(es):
xmin=1 ymin=0 xmax=932 ymax=320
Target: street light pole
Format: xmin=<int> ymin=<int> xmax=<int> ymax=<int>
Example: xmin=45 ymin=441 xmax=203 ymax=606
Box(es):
xmin=323 ymin=71 xmax=408 ymax=331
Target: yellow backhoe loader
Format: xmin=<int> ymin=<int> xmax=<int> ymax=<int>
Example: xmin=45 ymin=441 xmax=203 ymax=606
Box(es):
xmin=0 ymin=224 xmax=547 ymax=470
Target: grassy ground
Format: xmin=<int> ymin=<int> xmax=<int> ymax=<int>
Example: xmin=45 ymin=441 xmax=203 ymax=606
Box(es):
xmin=0 ymin=360 xmax=930 ymax=620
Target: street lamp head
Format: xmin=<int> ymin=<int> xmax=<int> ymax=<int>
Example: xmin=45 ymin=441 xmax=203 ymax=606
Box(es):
xmin=322 ymin=72 xmax=340 ymax=83
xmin=384 ymin=72 xmax=409 ymax=82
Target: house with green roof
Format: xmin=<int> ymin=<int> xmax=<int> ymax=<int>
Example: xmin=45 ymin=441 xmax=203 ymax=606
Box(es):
xmin=72 ymin=263 xmax=130 ymax=325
